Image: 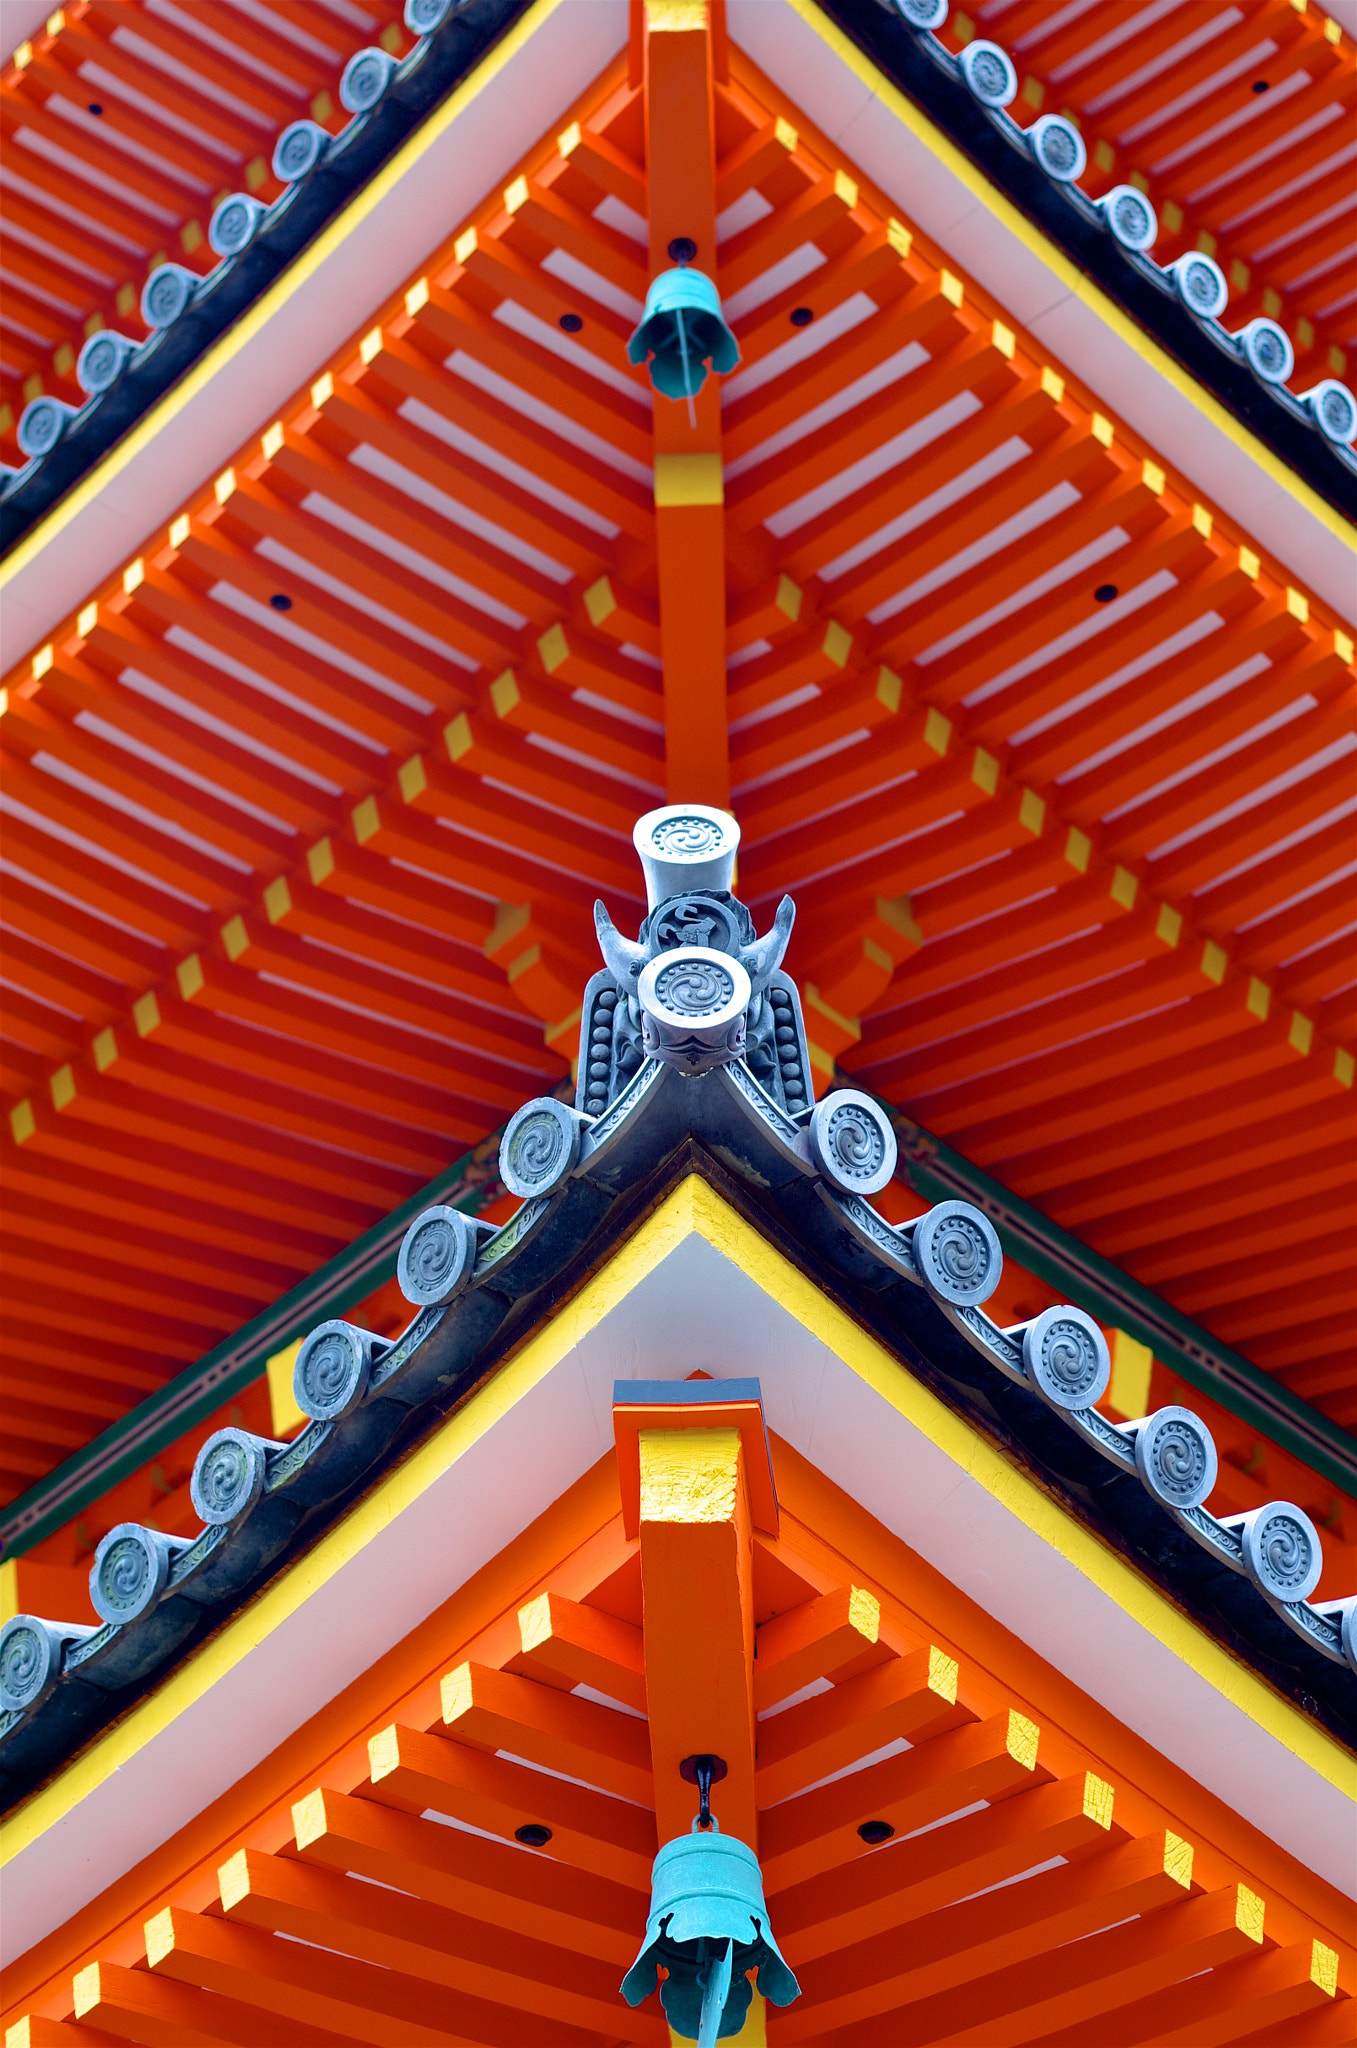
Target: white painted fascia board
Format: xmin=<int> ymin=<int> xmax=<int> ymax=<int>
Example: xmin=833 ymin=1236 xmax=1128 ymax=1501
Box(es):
xmin=727 ymin=0 xmax=1356 ymax=622
xmin=0 ymin=0 xmax=629 ymax=667
xmin=5 ymin=1219 xmax=1349 ymax=1962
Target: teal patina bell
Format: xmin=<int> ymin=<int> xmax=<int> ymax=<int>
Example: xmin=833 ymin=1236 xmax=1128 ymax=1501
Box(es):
xmin=626 ymin=265 xmax=740 ymax=401
xmin=619 ymin=1819 xmax=800 ymax=2044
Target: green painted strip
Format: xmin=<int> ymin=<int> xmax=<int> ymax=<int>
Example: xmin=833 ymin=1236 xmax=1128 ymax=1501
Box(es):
xmin=890 ymin=1111 xmax=1357 ymax=1501
xmin=0 ymin=1133 xmax=507 ymax=1559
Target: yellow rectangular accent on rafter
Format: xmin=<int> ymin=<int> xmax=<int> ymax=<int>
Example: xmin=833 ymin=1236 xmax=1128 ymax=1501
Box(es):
xmin=971 ymin=747 xmax=999 ymax=795
xmin=822 ymin=619 xmax=851 ymax=666
xmin=557 ymin=120 xmax=581 ymax=157
xmin=1040 ymin=365 xmax=1064 ymax=401
xmin=169 ymin=513 xmax=190 ymax=547
xmin=1324 ymin=14 xmax=1341 ymax=40
xmin=406 ymin=277 xmax=430 ymax=315
xmin=992 ymin=320 xmax=1015 ymax=360
xmin=1200 ymin=940 xmax=1227 ymax=984
xmin=31 ymin=644 xmax=53 ymax=680
xmin=77 ymin=601 xmax=97 ymax=637
xmin=220 ymin=915 xmax=249 ymax=962
xmin=1163 ymin=1831 xmax=1194 ymax=1888
xmin=1192 ymin=503 xmax=1212 ymax=537
xmin=1286 ymin=587 xmax=1309 ymax=622
xmin=887 ymin=219 xmax=912 ymax=258
xmin=646 ymin=0 xmax=708 ymax=26
xmin=177 ymin=954 xmax=205 ymax=1001
xmin=940 ymin=270 xmax=963 ymax=307
xmin=928 ymin=1645 xmax=959 ymax=1702
xmin=1235 ymin=1887 xmax=1265 ymax=1944
xmin=538 ymin=622 xmax=568 ymax=672
xmin=50 ymin=1066 xmax=75 ymax=1111
xmin=1091 ymin=413 xmax=1114 ymax=447
xmin=1246 ymin=978 xmax=1271 ymax=1020
xmin=398 ymin=755 xmax=427 ymax=802
xmin=1289 ymin=1011 xmax=1313 ymax=1056
xmin=92 ymin=1028 xmax=117 ymax=1072
xmin=443 ymin=713 xmax=473 ymax=762
xmin=9 ymin=1101 xmax=35 ymax=1146
xmin=1083 ymin=1773 xmax=1115 ymax=1830
xmin=351 ymin=794 xmax=380 ymax=843
xmin=1335 ymin=629 xmax=1354 ymax=664
xmin=1239 ymin=545 xmax=1260 ymax=581
xmin=214 ymin=467 xmax=235 ymax=505
xmin=454 ymin=227 xmax=478 ymax=264
xmin=506 ymin=942 xmax=541 ymax=984
xmin=925 ymin=707 xmax=952 ymax=756
xmin=1336 ymin=1048 xmax=1355 ymax=1088
xmin=132 ymin=992 xmax=160 ymax=1038
xmin=1311 ymin=1942 xmax=1339 ymax=1995
xmin=123 ymin=559 xmax=144 ymax=595
xmin=1064 ymin=827 xmax=1091 ymax=873
xmin=1006 ymin=1710 xmax=1039 ymax=1769
xmin=833 ymin=170 xmax=859 ymax=209
xmin=263 ymin=876 xmax=292 ymax=924
xmin=1019 ymin=788 xmax=1045 ymax=836
xmin=503 ymin=175 xmax=529 ymax=213
xmin=359 ymin=328 xmax=382 ymax=365
xmin=875 ymin=667 xmax=902 ymax=714
xmin=1108 ymin=1329 xmax=1152 ymax=1419
xmin=654 ymin=453 xmax=723 ymax=506
xmin=775 ymin=574 xmax=802 ymax=620
xmin=1109 ymin=866 xmax=1137 ymax=909
xmin=583 ymin=576 xmax=615 ymax=626
xmin=309 ymin=373 xmax=333 ymax=410
xmin=1155 ymin=903 xmax=1182 ymax=947
xmin=307 ymin=838 xmax=335 ymax=886
xmin=775 ymin=116 xmax=798 ymax=152
xmin=490 ymin=669 xmax=520 ymax=717
xmin=1142 ymin=459 xmax=1165 ymax=497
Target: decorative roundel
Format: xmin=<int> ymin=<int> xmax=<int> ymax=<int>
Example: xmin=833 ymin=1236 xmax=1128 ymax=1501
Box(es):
xmin=1132 ymin=1406 xmax=1218 ymax=1511
xmin=272 ymin=119 xmax=331 ymax=183
xmin=890 ymin=0 xmax=948 ymax=27
xmin=1021 ymin=1306 xmax=1110 ymax=1411
xmin=190 ymin=1427 xmax=268 ymax=1525
xmin=405 ymin=0 xmax=457 ymax=29
xmin=1027 ymin=114 xmax=1086 ymax=183
xmin=1237 ymin=318 xmax=1294 ymax=386
xmin=1304 ymin=379 xmax=1357 ymax=446
xmin=649 ymin=951 xmax=739 ymax=1020
xmin=90 ymin=1523 xmax=171 ymax=1625
xmin=0 ymin=1616 xmax=65 ymax=1714
xmin=807 ymin=1090 xmax=898 ymax=1197
xmin=913 ymin=1200 xmax=1002 ymax=1307
xmin=16 ymin=397 xmax=74 ymax=459
xmin=397 ymin=1203 xmax=476 ymax=1305
xmin=1169 ymin=253 xmax=1228 ymax=320
xmin=209 ymin=193 xmax=266 ymax=259
xmin=958 ymin=40 xmax=1018 ymax=107
xmin=1341 ymin=1601 xmax=1357 ymax=1676
xmin=1099 ymin=185 xmax=1158 ymax=253
xmin=634 ymin=805 xmax=740 ymax=869
xmin=650 ymin=892 xmax=746 ymax=957
xmin=500 ymin=1096 xmax=584 ymax=1200
xmin=76 ymin=330 xmax=136 ymax=395
xmin=140 ymin=263 xmax=197 ymax=330
xmin=340 ymin=46 xmax=398 ymax=113
xmin=1236 ymin=1502 xmax=1322 ymax=1604
xmin=293 ymin=1320 xmax=372 ymax=1423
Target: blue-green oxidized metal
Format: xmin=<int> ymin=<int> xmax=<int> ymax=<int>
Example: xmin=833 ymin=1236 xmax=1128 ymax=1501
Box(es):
xmin=626 ymin=268 xmax=739 ymax=401
xmin=620 ymin=1820 xmax=800 ymax=2042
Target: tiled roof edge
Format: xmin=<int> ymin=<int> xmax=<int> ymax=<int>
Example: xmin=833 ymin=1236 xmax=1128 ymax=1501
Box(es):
xmin=0 ymin=0 xmax=537 ymax=554
xmin=811 ymin=0 xmax=1357 ymax=516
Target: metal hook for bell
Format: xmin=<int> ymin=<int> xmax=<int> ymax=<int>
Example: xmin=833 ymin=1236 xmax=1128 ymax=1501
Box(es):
xmin=681 ymin=1751 xmax=727 ymax=1831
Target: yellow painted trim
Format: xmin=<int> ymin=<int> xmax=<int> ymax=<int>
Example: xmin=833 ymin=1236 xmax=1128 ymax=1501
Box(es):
xmin=5 ymin=1177 xmax=1351 ymax=1867
xmin=778 ymin=0 xmax=1353 ymax=551
xmin=0 ymin=0 xmax=576 ymax=599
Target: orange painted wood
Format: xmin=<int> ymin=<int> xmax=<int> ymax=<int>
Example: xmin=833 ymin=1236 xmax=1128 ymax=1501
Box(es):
xmin=366 ymin=1721 xmax=656 ymax=1889
xmin=439 ymin=1659 xmax=654 ymax=1806
xmin=752 ymin=1584 xmax=893 ymax=1711
xmin=70 ymin=1956 xmax=354 ymax=2047
xmin=754 ymin=1645 xmax=966 ymax=1806
xmin=506 ymin=1589 xmax=648 ymax=1713
xmin=1030 ymin=1939 xmax=1343 ymax=2048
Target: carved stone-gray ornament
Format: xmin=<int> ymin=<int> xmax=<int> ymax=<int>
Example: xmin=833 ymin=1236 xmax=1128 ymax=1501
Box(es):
xmin=190 ymin=1427 xmax=270 ymax=1525
xmin=633 ymin=803 xmax=740 ymax=908
xmin=807 ymin=1090 xmax=898 ymax=1196
xmin=1229 ymin=1503 xmax=1323 ymax=1604
xmin=90 ymin=1523 xmax=177 ymax=1625
xmin=294 ymin=1321 xmax=373 ymax=1422
xmin=500 ymin=1097 xmax=585 ymax=1199
xmin=0 ymin=1616 xmax=91 ymax=1714
xmin=638 ymin=946 xmax=751 ymax=1074
xmin=397 ymin=1203 xmax=476 ymax=1305
xmin=913 ymin=1200 xmax=1002 ymax=1307
xmin=1021 ymin=1306 xmax=1110 ymax=1411
xmin=1129 ymin=1406 xmax=1218 ymax=1511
